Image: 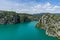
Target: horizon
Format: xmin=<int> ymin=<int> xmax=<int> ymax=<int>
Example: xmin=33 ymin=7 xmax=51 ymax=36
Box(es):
xmin=0 ymin=10 xmax=60 ymax=14
xmin=0 ymin=0 xmax=60 ymax=14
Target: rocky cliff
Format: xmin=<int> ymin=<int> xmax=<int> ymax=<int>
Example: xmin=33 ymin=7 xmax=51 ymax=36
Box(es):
xmin=36 ymin=13 xmax=60 ymax=40
xmin=0 ymin=11 xmax=38 ymax=24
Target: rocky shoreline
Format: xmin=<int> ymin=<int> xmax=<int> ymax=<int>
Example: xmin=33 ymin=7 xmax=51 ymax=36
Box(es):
xmin=36 ymin=13 xmax=60 ymax=40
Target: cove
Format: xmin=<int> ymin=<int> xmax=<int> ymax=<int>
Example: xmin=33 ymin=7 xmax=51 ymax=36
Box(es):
xmin=0 ymin=21 xmax=58 ymax=40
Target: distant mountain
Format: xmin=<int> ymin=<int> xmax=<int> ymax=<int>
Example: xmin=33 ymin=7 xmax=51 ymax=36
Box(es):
xmin=33 ymin=13 xmax=60 ymax=16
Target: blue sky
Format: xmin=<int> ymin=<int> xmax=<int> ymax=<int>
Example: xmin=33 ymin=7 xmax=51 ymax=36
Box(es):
xmin=0 ymin=0 xmax=60 ymax=14
xmin=9 ymin=0 xmax=60 ymax=5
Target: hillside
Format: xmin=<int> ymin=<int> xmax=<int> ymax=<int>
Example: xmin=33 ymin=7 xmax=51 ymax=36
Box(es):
xmin=36 ymin=13 xmax=60 ymax=40
xmin=0 ymin=11 xmax=39 ymax=24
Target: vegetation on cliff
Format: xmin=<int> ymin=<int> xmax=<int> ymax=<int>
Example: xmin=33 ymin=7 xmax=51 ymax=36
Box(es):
xmin=0 ymin=10 xmax=39 ymax=24
xmin=36 ymin=13 xmax=60 ymax=39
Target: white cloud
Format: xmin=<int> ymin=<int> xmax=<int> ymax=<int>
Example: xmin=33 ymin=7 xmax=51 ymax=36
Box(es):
xmin=31 ymin=2 xmax=60 ymax=13
xmin=0 ymin=0 xmax=19 ymax=12
xmin=0 ymin=0 xmax=60 ymax=14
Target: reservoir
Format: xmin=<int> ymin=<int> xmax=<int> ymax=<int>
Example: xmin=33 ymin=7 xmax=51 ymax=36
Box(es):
xmin=0 ymin=21 xmax=58 ymax=40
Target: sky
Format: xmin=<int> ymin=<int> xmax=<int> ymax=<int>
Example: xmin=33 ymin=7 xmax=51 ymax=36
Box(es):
xmin=0 ymin=0 xmax=60 ymax=14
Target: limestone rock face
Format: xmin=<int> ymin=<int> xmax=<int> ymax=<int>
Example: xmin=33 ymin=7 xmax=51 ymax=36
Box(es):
xmin=36 ymin=13 xmax=60 ymax=38
xmin=0 ymin=11 xmax=38 ymax=24
xmin=0 ymin=11 xmax=20 ymax=24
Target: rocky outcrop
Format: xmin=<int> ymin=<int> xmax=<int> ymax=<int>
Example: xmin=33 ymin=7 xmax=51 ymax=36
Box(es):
xmin=0 ymin=11 xmax=20 ymax=24
xmin=36 ymin=13 xmax=60 ymax=39
xmin=0 ymin=11 xmax=37 ymax=24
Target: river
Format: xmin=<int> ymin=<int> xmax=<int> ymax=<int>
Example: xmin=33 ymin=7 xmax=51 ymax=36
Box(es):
xmin=0 ymin=21 xmax=58 ymax=40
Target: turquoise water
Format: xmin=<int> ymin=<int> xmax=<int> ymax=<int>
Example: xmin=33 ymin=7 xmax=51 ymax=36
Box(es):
xmin=0 ymin=21 xmax=58 ymax=40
